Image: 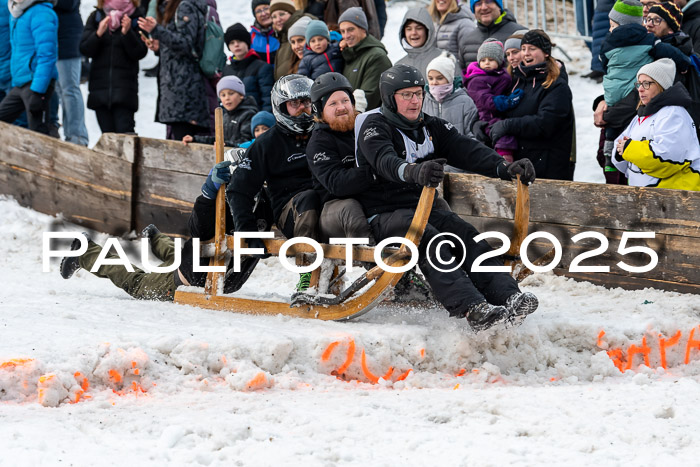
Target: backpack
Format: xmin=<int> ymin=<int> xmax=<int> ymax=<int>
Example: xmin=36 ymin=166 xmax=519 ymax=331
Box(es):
xmin=175 ymin=3 xmax=226 ymax=78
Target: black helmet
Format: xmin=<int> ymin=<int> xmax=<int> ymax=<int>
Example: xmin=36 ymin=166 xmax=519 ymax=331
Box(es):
xmin=271 ymin=74 xmax=315 ymax=135
xmin=310 ymin=72 xmax=354 ymax=116
xmin=379 ymin=64 xmax=425 ymax=113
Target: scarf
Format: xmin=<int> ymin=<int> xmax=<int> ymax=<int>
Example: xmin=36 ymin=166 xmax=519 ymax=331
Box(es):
xmin=429 ymin=83 xmax=453 ymax=103
xmin=380 ymin=104 xmax=425 ymax=142
xmin=104 ymin=0 xmax=136 ymax=32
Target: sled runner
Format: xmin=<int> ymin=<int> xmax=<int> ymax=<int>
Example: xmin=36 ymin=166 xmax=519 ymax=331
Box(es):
xmin=172 ymin=108 xmax=436 ymax=320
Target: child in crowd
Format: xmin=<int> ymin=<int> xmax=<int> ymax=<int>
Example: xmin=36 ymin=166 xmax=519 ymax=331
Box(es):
xmin=239 ymin=110 xmax=276 ymax=148
xmin=182 ymin=76 xmax=258 ymax=147
xmin=222 ymin=23 xmax=274 ymax=112
xmin=463 ymin=38 xmax=521 ymax=162
xmin=599 ymin=0 xmax=688 ymax=176
xmin=297 ymin=20 xmax=344 ymax=79
xmin=423 ymin=54 xmax=479 ymax=139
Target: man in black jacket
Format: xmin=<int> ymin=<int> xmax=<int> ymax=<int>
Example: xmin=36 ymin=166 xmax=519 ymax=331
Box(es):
xmin=307 ymin=72 xmax=373 ymax=242
xmin=226 ymin=74 xmax=321 ymax=292
xmin=356 ymin=64 xmax=538 ymax=331
xmin=59 ymin=160 xmax=262 ymax=299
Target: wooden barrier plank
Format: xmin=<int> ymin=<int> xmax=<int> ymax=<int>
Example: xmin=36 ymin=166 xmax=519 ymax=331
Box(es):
xmin=459 ymin=215 xmax=700 ymax=287
xmin=139 ymin=137 xmax=216 ymax=173
xmin=445 ymin=174 xmax=700 ymax=238
xmin=0 ymin=164 xmax=131 ymax=234
xmin=0 ymin=122 xmax=131 ymax=195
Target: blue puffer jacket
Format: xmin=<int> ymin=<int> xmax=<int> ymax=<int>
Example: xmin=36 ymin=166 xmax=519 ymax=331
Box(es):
xmin=9 ymin=1 xmax=59 ymax=93
xmin=600 ymin=24 xmax=653 ymax=105
xmin=0 ymin=2 xmax=11 ymax=91
xmin=297 ymin=41 xmax=343 ymax=80
xmin=590 ymin=0 xmax=615 ymax=72
xmin=250 ymin=22 xmax=279 ymax=65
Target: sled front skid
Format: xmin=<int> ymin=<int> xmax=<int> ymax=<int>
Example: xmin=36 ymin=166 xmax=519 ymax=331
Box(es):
xmin=173 ymin=269 xmax=403 ymax=321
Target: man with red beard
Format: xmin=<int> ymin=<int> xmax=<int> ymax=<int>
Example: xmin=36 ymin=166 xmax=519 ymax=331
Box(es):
xmin=306 ymin=72 xmax=375 ymax=242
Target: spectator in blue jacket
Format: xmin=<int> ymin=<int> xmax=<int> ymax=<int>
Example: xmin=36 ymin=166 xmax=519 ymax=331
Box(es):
xmin=0 ymin=1 xmax=11 ymax=100
xmin=50 ymin=0 xmax=89 ymax=145
xmin=0 ymin=0 xmax=59 ymax=135
xmin=250 ymin=0 xmax=279 ymax=65
xmin=298 ymin=20 xmax=344 ymax=79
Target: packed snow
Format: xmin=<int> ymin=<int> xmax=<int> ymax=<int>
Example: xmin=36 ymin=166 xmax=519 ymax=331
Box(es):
xmin=2 ymin=0 xmax=700 ymax=465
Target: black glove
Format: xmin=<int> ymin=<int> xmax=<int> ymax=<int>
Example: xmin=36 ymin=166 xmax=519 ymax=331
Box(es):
xmin=488 ymin=120 xmax=508 ymax=144
xmin=506 ymin=158 xmax=536 ymax=185
xmin=403 ymin=158 xmax=446 ymax=188
xmin=245 ymin=237 xmax=270 ymax=259
xmin=201 ymin=160 xmax=232 ymax=199
xmin=471 ymin=120 xmax=490 ymax=144
xmin=28 ymin=91 xmax=46 ymax=113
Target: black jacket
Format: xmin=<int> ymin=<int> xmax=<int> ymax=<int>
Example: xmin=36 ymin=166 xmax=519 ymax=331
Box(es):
xmin=54 ymin=0 xmax=83 ymax=59
xmin=226 ymin=125 xmax=313 ymax=232
xmin=502 ymin=62 xmax=575 ymax=180
xmin=179 ymin=195 xmax=261 ymax=294
xmin=222 ymin=50 xmax=274 ymax=112
xmin=660 ymin=31 xmax=695 ymax=56
xmin=683 ymin=1 xmax=700 ymax=56
xmin=193 ymin=96 xmax=257 ymax=146
xmin=306 ymin=122 xmax=373 ymax=205
xmin=80 ymin=8 xmax=148 ymax=111
xmin=356 ymin=112 xmax=507 ymax=216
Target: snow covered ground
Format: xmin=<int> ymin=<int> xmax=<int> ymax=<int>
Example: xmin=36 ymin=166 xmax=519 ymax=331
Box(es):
xmin=3 ymin=1 xmax=700 ymax=465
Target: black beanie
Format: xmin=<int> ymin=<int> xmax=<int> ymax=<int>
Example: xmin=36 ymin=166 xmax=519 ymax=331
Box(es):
xmin=521 ymin=29 xmax=552 ymax=56
xmin=251 ymin=0 xmax=270 ymax=14
xmin=225 ymin=23 xmax=251 ymax=49
xmin=648 ymin=2 xmax=683 ymax=32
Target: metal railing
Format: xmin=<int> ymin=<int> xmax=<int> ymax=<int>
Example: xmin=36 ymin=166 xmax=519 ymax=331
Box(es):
xmin=501 ymin=0 xmax=596 ymax=42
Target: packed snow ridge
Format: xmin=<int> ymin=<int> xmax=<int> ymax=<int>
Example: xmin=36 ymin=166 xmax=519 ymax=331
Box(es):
xmin=2 ymin=197 xmax=700 ymax=408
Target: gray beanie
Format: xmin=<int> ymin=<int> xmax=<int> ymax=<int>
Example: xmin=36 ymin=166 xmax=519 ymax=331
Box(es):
xmin=477 ymin=38 xmax=505 ymax=66
xmin=338 ymin=7 xmax=369 ymax=31
xmin=503 ymin=29 xmax=528 ymax=51
xmin=637 ymin=58 xmax=676 ymax=91
xmin=305 ymin=19 xmax=330 ymax=43
xmin=217 ymin=75 xmax=246 ymax=96
xmin=288 ymin=15 xmax=311 ymax=39
xmin=608 ymin=0 xmax=643 ymax=26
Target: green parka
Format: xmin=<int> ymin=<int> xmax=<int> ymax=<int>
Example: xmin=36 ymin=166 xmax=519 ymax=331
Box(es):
xmin=341 ymin=34 xmax=392 ymax=110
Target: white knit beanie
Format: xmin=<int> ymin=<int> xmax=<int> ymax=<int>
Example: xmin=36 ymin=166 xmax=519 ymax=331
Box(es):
xmin=637 ymin=58 xmax=676 ymax=91
xmin=426 ymin=53 xmax=456 ymax=84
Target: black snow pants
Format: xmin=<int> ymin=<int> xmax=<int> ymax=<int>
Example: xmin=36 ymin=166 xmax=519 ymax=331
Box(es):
xmin=370 ymin=209 xmax=520 ymax=317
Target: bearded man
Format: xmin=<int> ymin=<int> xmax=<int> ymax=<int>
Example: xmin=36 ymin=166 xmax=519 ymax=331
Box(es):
xmin=306 ymin=72 xmax=375 ymax=242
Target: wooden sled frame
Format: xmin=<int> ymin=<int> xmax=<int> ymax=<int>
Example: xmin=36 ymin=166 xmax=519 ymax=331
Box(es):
xmin=173 ymin=108 xmax=437 ymax=320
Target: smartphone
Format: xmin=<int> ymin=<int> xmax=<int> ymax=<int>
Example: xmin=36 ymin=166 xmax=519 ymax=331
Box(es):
xmin=139 ymin=30 xmax=151 ymax=41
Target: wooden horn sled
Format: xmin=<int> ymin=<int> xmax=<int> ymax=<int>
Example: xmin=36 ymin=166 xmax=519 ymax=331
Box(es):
xmin=173 ymin=108 xmax=436 ymax=320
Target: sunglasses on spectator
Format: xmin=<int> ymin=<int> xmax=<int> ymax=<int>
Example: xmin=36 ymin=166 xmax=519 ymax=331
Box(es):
xmin=287 ymin=98 xmax=312 ymax=108
xmin=643 ymin=16 xmax=663 ymax=26
xmin=395 ymin=90 xmax=424 ymax=101
xmin=635 ymin=81 xmax=656 ymax=89
xmin=255 ymin=6 xmax=270 ymax=14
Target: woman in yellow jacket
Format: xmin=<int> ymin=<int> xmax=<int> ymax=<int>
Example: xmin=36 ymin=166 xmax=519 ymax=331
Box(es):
xmin=613 ymin=58 xmax=700 ymax=191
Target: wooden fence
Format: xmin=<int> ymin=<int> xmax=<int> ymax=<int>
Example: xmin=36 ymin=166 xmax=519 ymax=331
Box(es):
xmin=1 ymin=123 xmax=698 ymax=293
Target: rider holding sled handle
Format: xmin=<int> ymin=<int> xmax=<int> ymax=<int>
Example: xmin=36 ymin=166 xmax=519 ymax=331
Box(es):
xmin=226 ymin=74 xmax=322 ymax=294
xmin=355 ymin=63 xmax=539 ymax=331
xmin=59 ymin=157 xmax=266 ymax=299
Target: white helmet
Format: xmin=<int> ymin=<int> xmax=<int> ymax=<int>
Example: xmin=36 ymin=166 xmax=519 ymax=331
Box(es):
xmin=271 ymin=74 xmax=315 ymax=135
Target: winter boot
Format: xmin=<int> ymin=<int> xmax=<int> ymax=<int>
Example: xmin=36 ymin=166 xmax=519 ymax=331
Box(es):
xmin=465 ymin=301 xmax=511 ymax=332
xmin=60 ymin=234 xmax=88 ymax=279
xmin=296 ymin=272 xmax=312 ymax=292
xmin=391 ymin=269 xmax=434 ymax=303
xmin=505 ymin=292 xmax=539 ymax=325
xmin=141 ymin=224 xmax=161 ymax=239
